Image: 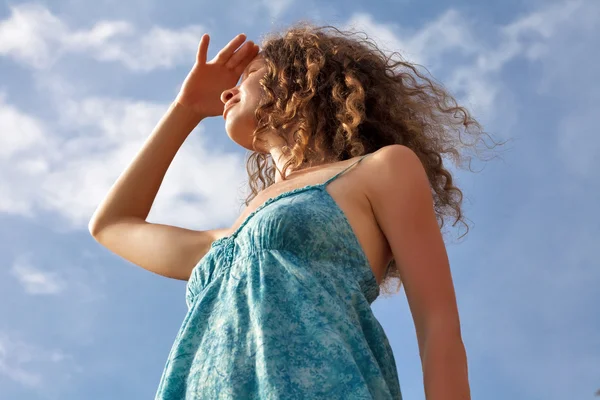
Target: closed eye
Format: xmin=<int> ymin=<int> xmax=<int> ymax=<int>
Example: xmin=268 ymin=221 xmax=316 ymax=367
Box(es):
xmin=240 ymin=70 xmax=256 ymax=84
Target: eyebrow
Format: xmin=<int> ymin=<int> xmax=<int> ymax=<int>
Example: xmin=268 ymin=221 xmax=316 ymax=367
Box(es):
xmin=244 ymin=60 xmax=260 ymax=74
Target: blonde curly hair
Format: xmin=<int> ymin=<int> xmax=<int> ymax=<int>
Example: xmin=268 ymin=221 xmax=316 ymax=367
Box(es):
xmin=245 ymin=22 xmax=505 ymax=294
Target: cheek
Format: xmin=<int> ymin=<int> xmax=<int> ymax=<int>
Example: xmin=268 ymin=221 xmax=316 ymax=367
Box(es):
xmin=244 ymin=88 xmax=261 ymax=109
xmin=244 ymin=77 xmax=266 ymax=108
xmin=225 ymin=102 xmax=257 ymax=135
xmin=240 ymin=92 xmax=261 ymax=123
xmin=239 ymin=98 xmax=258 ymax=122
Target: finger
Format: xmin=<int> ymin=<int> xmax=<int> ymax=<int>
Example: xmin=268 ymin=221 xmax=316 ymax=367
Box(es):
xmin=224 ymin=40 xmax=254 ymax=70
xmin=214 ymin=33 xmax=246 ymax=63
xmin=197 ymin=34 xmax=209 ymax=65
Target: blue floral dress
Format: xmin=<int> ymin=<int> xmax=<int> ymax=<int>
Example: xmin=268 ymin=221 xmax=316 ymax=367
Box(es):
xmin=155 ymin=154 xmax=403 ymax=399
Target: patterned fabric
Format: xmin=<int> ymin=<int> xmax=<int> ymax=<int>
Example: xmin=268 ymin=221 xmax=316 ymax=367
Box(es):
xmin=155 ymin=154 xmax=403 ymax=399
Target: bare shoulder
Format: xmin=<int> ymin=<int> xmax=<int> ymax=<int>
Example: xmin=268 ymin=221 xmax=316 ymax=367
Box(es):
xmin=362 ymin=144 xmax=429 ymax=196
xmin=367 ymin=144 xmax=422 ymax=164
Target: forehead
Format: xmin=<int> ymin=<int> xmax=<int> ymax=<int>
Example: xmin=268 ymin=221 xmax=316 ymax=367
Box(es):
xmin=246 ymin=53 xmax=265 ymax=69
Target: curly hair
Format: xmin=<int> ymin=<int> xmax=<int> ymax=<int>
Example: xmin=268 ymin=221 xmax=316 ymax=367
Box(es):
xmin=244 ymin=22 xmax=505 ymax=294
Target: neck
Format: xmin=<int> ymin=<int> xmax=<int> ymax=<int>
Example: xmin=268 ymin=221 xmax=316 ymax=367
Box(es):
xmin=258 ymin=131 xmax=334 ymax=183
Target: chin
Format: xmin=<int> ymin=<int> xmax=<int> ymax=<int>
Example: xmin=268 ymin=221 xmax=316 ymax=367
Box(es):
xmin=225 ymin=123 xmax=257 ymax=152
xmin=225 ymin=111 xmax=264 ymax=151
xmin=233 ymin=135 xmax=256 ymax=151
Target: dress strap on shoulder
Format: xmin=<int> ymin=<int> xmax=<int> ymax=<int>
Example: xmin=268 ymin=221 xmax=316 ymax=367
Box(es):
xmin=323 ymin=153 xmax=371 ymax=186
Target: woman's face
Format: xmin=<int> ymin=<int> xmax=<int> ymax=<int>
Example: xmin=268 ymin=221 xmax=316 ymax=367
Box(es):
xmin=220 ymin=54 xmax=268 ymax=151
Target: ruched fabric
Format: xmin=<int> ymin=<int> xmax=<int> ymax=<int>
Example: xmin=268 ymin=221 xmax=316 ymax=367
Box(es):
xmin=155 ymin=154 xmax=402 ymax=399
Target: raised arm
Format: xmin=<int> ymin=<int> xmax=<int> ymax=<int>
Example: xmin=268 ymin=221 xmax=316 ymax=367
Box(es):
xmin=89 ymin=33 xmax=259 ymax=280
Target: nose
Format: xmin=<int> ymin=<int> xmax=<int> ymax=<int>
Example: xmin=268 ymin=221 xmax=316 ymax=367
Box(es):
xmin=220 ymin=87 xmax=239 ymax=105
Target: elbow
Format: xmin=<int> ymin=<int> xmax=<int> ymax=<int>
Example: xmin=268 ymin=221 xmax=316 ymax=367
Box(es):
xmin=88 ymin=221 xmax=101 ymax=238
xmin=88 ymin=210 xmax=112 ymax=237
xmin=88 ymin=215 xmax=108 ymax=238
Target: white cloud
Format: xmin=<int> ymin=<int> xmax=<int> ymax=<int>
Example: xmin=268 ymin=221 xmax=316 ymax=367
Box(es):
xmin=51 ymin=96 xmax=247 ymax=230
xmin=0 ymin=333 xmax=74 ymax=389
xmin=344 ymin=11 xmax=505 ymax=127
xmin=0 ymin=92 xmax=48 ymax=160
xmin=10 ymin=259 xmax=65 ymax=295
xmin=526 ymin=0 xmax=600 ymax=179
xmin=0 ymin=3 xmax=204 ymax=71
xmin=345 ymin=2 xmax=594 ymax=134
xmin=0 ymin=92 xmax=247 ymax=231
xmin=0 ymin=94 xmax=56 ymax=217
xmin=260 ymin=0 xmax=294 ymax=19
xmin=0 ymin=3 xmax=64 ymax=69
xmin=347 ymin=10 xmax=480 ymax=66
xmin=0 ymin=96 xmax=56 ymax=216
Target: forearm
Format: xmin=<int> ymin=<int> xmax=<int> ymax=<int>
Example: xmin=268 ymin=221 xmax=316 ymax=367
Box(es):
xmin=89 ymin=100 xmax=204 ymax=232
xmin=422 ymin=335 xmax=471 ymax=400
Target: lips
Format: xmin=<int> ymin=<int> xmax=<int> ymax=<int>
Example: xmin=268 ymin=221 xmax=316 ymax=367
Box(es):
xmin=223 ymin=100 xmax=239 ymax=119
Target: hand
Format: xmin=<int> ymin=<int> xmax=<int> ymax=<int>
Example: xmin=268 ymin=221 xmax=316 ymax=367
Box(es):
xmin=175 ymin=33 xmax=259 ymax=118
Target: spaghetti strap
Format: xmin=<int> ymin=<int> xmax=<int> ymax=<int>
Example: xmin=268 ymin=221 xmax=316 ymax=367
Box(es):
xmin=323 ymin=153 xmax=371 ymax=186
xmin=156 ymin=144 xmax=404 ymax=399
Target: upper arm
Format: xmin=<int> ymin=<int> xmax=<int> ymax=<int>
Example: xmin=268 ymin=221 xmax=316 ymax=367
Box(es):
xmin=366 ymin=145 xmax=462 ymax=347
xmin=89 ymin=218 xmax=227 ymax=281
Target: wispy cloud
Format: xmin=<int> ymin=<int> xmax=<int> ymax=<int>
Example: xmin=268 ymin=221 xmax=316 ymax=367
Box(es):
xmin=0 ymin=2 xmax=204 ymax=71
xmin=260 ymin=0 xmax=294 ymax=19
xmin=0 ymin=333 xmax=73 ymax=388
xmin=10 ymin=259 xmax=65 ymax=295
xmin=344 ymin=10 xmax=506 ymax=127
xmin=346 ymin=10 xmax=480 ymax=66
xmin=345 ymin=1 xmax=592 ymax=133
xmin=0 ymin=93 xmax=53 ymax=217
xmin=0 ymin=88 xmax=246 ymax=231
xmin=0 ymin=92 xmax=47 ymax=160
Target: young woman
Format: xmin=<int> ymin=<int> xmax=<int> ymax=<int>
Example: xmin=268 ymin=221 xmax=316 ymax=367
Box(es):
xmin=90 ymin=23 xmax=493 ymax=399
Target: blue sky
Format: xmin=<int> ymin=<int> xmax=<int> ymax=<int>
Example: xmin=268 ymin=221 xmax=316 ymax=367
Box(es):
xmin=1 ymin=0 xmax=599 ymax=399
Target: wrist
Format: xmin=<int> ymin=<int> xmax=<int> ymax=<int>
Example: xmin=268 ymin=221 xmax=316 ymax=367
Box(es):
xmin=173 ymin=98 xmax=208 ymax=122
xmin=159 ymin=100 xmax=205 ymax=139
